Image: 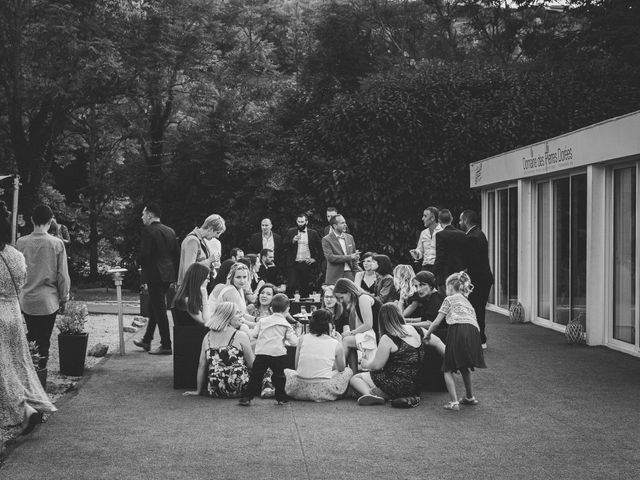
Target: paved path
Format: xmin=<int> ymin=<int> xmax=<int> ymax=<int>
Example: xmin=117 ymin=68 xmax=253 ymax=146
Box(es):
xmin=2 ymin=313 xmax=639 ymax=479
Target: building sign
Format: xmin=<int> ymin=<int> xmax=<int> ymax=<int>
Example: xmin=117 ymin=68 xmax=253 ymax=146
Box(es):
xmin=470 ymin=110 xmax=640 ymax=188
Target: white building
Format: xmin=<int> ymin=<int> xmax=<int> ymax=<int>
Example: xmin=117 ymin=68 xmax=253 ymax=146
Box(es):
xmin=469 ymin=110 xmax=640 ymax=357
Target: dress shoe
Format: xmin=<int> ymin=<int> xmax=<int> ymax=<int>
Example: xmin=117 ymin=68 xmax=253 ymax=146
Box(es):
xmin=148 ymin=346 xmax=172 ymax=355
xmin=133 ymin=339 xmax=151 ymax=351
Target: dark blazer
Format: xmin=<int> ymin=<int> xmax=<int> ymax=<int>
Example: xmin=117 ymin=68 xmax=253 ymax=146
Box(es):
xmin=139 ymin=221 xmax=179 ymax=284
xmin=283 ymin=227 xmax=323 ymax=267
xmin=464 ymin=226 xmax=494 ymax=286
xmin=247 ymin=231 xmax=283 ymax=257
xmin=434 ymin=224 xmax=467 ymax=286
xmin=321 ymin=231 xmax=361 ymax=285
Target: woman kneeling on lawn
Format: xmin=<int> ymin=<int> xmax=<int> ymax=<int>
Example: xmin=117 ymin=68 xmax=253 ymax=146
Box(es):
xmin=285 ymin=309 xmax=353 ymax=402
xmin=349 ymin=304 xmax=445 ymax=406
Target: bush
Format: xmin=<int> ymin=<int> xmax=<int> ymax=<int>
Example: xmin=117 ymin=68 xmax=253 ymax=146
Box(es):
xmin=56 ymin=302 xmax=89 ymax=335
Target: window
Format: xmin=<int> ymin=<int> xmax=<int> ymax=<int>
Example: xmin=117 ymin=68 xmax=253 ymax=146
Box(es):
xmin=537 ymin=182 xmax=551 ymax=319
xmin=553 ymin=174 xmax=587 ymax=326
xmin=487 ymin=186 xmax=517 ymax=309
xmin=612 ymin=167 xmax=636 ymax=344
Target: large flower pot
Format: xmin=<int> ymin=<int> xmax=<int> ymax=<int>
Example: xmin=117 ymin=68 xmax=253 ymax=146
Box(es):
xmin=58 ymin=333 xmax=89 ymax=376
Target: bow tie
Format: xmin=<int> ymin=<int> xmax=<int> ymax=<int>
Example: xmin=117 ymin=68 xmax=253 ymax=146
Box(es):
xmin=336 ymin=234 xmax=345 ymax=239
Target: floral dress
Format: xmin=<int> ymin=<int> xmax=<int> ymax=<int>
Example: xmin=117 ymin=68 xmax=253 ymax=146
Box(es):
xmin=0 ymin=246 xmax=56 ymax=441
xmin=205 ymin=330 xmax=249 ymax=398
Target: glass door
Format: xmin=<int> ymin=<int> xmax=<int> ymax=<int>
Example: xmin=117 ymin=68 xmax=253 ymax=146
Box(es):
xmin=611 ymin=165 xmax=638 ymax=348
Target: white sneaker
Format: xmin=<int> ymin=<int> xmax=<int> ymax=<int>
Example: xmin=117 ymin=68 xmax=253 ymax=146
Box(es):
xmin=482 ymin=343 xmax=487 ymax=350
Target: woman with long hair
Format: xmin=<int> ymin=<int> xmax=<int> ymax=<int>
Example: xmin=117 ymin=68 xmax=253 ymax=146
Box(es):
xmin=349 ymin=304 xmax=445 ymax=406
xmin=333 ymin=278 xmax=377 ymax=373
xmin=214 ymin=263 xmax=257 ymax=327
xmin=183 ymin=302 xmax=254 ymax=398
xmin=373 ymin=254 xmax=398 ymax=304
xmin=393 ymin=264 xmax=416 ymax=311
xmin=321 ymin=284 xmax=345 ymax=338
xmin=0 ymin=202 xmax=56 ymax=444
xmin=285 ymin=309 xmax=353 ymax=402
xmin=171 ymin=262 xmax=212 ymax=326
xmin=353 ymin=252 xmax=379 ymax=295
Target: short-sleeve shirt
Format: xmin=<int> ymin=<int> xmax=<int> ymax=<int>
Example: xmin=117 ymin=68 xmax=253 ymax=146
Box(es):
xmin=438 ymin=293 xmax=480 ymax=330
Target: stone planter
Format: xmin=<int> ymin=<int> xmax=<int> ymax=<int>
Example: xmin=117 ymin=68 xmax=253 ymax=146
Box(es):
xmin=58 ymin=333 xmax=89 ymax=376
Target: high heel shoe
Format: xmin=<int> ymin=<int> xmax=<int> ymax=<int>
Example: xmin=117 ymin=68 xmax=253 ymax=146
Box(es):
xmin=20 ymin=410 xmax=43 ymax=436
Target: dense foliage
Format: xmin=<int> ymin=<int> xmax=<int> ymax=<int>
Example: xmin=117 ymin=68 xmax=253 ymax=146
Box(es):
xmin=1 ymin=0 xmax=639 ymax=284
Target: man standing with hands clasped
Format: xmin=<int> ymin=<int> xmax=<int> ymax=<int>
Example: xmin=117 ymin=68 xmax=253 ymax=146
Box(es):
xmin=284 ymin=213 xmax=323 ymax=298
xmin=322 ymin=214 xmax=361 ymax=285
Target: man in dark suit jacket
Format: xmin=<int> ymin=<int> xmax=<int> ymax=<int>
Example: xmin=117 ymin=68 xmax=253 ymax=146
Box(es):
xmin=460 ymin=209 xmax=494 ymax=348
xmin=136 ymin=203 xmax=180 ymax=355
xmin=322 ymin=214 xmax=361 ymax=285
xmin=283 ymin=213 xmax=323 ymax=297
xmin=247 ymin=218 xmax=283 ymax=278
xmin=433 ymin=209 xmax=466 ymax=291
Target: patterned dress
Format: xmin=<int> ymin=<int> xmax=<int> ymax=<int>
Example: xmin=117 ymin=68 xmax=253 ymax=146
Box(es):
xmin=205 ymin=331 xmax=250 ymax=398
xmin=0 ymin=245 xmax=57 ymax=441
xmin=370 ymin=326 xmax=426 ymax=398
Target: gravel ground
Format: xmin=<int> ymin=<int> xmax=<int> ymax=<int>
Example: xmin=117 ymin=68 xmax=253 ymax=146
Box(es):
xmin=45 ymin=314 xmax=142 ymax=402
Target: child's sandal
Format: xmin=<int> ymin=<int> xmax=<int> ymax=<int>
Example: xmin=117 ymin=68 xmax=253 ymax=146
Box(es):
xmin=444 ymin=401 xmax=460 ymax=411
xmin=459 ymin=396 xmax=479 ymax=405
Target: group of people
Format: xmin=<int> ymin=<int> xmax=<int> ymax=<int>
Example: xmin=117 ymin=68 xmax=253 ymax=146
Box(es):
xmin=136 ymin=203 xmax=492 ymax=410
xmin=1 ymin=203 xmax=68 ymax=445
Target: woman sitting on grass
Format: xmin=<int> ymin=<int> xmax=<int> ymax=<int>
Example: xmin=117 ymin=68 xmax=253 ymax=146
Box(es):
xmin=183 ymin=302 xmax=254 ymax=398
xmin=285 ymin=309 xmax=352 ymax=402
xmin=349 ymin=304 xmax=445 ymax=406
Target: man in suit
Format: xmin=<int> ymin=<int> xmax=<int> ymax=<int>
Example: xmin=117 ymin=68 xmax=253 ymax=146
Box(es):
xmin=460 ymin=209 xmax=494 ymax=349
xmin=433 ymin=209 xmax=466 ymax=291
xmin=283 ymin=213 xmax=323 ymax=297
xmin=247 ymin=218 xmax=283 ymax=278
xmin=258 ymin=248 xmax=280 ymax=285
xmin=322 ymin=214 xmax=361 ymax=285
xmin=135 ymin=203 xmax=180 ymax=355
xmin=322 ymin=206 xmax=338 ymax=237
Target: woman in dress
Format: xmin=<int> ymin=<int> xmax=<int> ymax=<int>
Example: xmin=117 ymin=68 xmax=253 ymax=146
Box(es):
xmin=285 ymin=309 xmax=353 ymax=402
xmin=170 ymin=262 xmax=211 ymax=327
xmin=0 ymin=202 xmax=57 ymax=444
xmin=183 ymin=302 xmax=254 ymax=398
xmin=353 ymin=252 xmax=379 ymax=295
xmin=349 ymin=303 xmax=445 ymax=406
xmin=373 ymin=254 xmax=398 ymax=304
xmin=333 ymin=278 xmax=377 ymax=373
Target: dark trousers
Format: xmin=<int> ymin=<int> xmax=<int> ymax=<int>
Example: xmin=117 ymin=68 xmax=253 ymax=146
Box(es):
xmin=24 ymin=312 xmax=57 ymax=369
xmin=469 ymin=280 xmax=492 ymax=344
xmin=143 ymin=282 xmax=172 ymax=348
xmin=245 ymin=354 xmax=287 ymax=401
xmin=286 ymin=261 xmax=316 ymax=298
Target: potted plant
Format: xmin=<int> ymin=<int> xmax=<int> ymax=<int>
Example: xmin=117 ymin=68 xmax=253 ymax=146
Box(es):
xmin=29 ymin=341 xmax=47 ymax=388
xmin=56 ymin=302 xmax=89 ymax=376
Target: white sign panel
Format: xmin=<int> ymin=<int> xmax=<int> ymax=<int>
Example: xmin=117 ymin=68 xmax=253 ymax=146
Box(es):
xmin=470 ymin=110 xmax=640 ymax=188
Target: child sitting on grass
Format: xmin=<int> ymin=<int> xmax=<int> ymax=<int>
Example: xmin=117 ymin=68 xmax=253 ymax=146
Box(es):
xmin=238 ymin=294 xmax=298 ymax=406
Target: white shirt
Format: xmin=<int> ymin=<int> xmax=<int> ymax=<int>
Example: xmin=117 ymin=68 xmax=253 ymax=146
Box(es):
xmin=332 ymin=230 xmax=351 ymax=271
xmin=262 ymin=234 xmax=274 ymax=251
xmin=295 ymin=229 xmax=311 ymax=261
xmin=251 ymin=313 xmax=298 ymax=356
xmin=296 ymin=334 xmax=339 ymax=380
xmin=415 ymin=224 xmax=442 ymax=265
